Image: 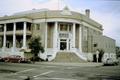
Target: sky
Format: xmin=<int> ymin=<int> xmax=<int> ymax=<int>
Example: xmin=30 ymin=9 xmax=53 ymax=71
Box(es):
xmin=0 ymin=0 xmax=120 ymax=46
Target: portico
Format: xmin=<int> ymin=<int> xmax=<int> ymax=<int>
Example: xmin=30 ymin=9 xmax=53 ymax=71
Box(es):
xmin=48 ymin=21 xmax=82 ymax=52
xmin=0 ymin=21 xmax=32 ymax=52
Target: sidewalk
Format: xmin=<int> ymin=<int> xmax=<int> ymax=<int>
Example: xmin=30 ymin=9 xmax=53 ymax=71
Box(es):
xmin=37 ymin=62 xmax=103 ymax=67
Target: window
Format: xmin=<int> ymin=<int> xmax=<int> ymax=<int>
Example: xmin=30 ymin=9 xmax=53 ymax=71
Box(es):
xmin=0 ymin=25 xmax=3 ymax=32
xmin=27 ymin=23 xmax=31 ymax=31
xmin=36 ymin=24 xmax=40 ymax=30
xmin=60 ymin=39 xmax=66 ymax=41
xmin=69 ymin=24 xmax=72 ymax=31
xmin=59 ymin=23 xmax=72 ymax=32
xmin=93 ymin=43 xmax=97 ymax=47
xmin=60 ymin=24 xmax=67 ymax=31
xmin=83 ymin=27 xmax=88 ymax=41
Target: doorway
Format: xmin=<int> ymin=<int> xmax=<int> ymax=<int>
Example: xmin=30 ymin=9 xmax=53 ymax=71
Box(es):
xmin=60 ymin=39 xmax=67 ymax=50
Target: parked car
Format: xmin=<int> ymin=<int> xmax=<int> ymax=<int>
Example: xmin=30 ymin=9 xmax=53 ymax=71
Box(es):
xmin=20 ymin=58 xmax=31 ymax=63
xmin=0 ymin=56 xmax=4 ymax=62
xmin=3 ymin=55 xmax=22 ymax=63
xmin=3 ymin=55 xmax=30 ymax=63
xmin=103 ymin=58 xmax=119 ymax=66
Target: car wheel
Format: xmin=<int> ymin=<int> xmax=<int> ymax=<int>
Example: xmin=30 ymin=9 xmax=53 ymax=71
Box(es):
xmin=5 ymin=60 xmax=7 ymax=62
xmin=18 ymin=60 xmax=21 ymax=63
xmin=115 ymin=62 xmax=118 ymax=65
xmin=5 ymin=59 xmax=9 ymax=62
xmin=10 ymin=60 xmax=12 ymax=63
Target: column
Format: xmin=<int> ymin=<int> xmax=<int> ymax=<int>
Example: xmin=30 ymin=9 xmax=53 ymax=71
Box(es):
xmin=22 ymin=22 xmax=27 ymax=49
xmin=3 ymin=24 xmax=6 ymax=48
xmin=45 ymin=22 xmax=47 ymax=51
xmin=96 ymin=50 xmax=99 ymax=63
xmin=72 ymin=23 xmax=75 ymax=49
xmin=53 ymin=22 xmax=58 ymax=50
xmin=13 ymin=23 xmax=16 ymax=48
xmin=79 ymin=25 xmax=82 ymax=52
xmin=67 ymin=39 xmax=69 ymax=50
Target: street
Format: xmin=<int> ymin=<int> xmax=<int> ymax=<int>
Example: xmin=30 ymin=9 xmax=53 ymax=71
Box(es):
xmin=0 ymin=62 xmax=120 ymax=80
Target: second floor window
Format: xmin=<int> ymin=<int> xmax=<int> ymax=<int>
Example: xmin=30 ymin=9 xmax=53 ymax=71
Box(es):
xmin=59 ymin=23 xmax=72 ymax=32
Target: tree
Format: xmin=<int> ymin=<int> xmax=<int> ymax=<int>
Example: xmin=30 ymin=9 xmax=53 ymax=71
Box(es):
xmin=28 ymin=37 xmax=44 ymax=61
xmin=98 ymin=49 xmax=104 ymax=62
xmin=116 ymin=46 xmax=120 ymax=57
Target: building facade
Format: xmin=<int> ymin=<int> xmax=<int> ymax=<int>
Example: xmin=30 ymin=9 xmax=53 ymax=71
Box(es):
xmin=0 ymin=7 xmax=116 ymax=62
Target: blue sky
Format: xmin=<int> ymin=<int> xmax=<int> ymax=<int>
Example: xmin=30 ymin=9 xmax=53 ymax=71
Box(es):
xmin=0 ymin=0 xmax=120 ymax=46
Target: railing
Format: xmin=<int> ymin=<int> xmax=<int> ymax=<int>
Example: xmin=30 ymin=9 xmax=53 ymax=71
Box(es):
xmin=74 ymin=48 xmax=87 ymax=61
xmin=0 ymin=48 xmax=24 ymax=57
xmin=0 ymin=30 xmax=31 ymax=35
xmin=5 ymin=48 xmax=11 ymax=52
xmin=39 ymin=48 xmax=57 ymax=61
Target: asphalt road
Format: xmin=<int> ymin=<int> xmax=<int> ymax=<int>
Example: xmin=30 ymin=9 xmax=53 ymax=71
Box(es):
xmin=0 ymin=62 xmax=120 ymax=80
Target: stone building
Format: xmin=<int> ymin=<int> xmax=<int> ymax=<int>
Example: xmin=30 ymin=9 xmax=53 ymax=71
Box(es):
xmin=0 ymin=7 xmax=116 ymax=62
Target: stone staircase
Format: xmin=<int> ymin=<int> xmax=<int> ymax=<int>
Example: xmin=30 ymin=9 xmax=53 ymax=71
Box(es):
xmin=52 ymin=52 xmax=87 ymax=63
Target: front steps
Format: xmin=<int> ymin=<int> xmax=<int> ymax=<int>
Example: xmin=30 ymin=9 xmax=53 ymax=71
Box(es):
xmin=52 ymin=52 xmax=87 ymax=63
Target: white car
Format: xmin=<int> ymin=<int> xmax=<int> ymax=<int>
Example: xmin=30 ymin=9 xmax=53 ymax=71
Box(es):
xmin=103 ymin=58 xmax=119 ymax=66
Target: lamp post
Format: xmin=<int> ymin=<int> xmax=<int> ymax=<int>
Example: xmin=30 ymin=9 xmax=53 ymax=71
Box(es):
xmin=96 ymin=50 xmax=99 ymax=63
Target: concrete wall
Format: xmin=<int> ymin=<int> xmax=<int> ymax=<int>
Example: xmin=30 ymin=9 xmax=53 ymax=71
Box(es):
xmin=93 ymin=35 xmax=116 ymax=53
xmin=82 ymin=26 xmax=88 ymax=52
xmin=81 ymin=21 xmax=103 ymax=53
xmin=75 ymin=25 xmax=79 ymax=48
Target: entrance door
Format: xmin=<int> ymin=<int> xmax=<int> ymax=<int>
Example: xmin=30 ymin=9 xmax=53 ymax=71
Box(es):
xmin=60 ymin=42 xmax=67 ymax=50
xmin=60 ymin=39 xmax=67 ymax=50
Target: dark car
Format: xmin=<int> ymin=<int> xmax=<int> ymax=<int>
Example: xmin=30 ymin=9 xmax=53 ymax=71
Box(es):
xmin=3 ymin=55 xmax=31 ymax=63
xmin=0 ymin=56 xmax=4 ymax=62
xmin=20 ymin=58 xmax=31 ymax=63
xmin=103 ymin=58 xmax=119 ymax=66
xmin=3 ymin=55 xmax=22 ymax=63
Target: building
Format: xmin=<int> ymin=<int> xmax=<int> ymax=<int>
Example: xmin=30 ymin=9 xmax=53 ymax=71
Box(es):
xmin=92 ymin=35 xmax=116 ymax=62
xmin=0 ymin=7 xmax=116 ymax=62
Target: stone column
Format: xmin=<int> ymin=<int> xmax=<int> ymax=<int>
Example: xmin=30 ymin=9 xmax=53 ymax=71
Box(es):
xmin=3 ymin=24 xmax=6 ymax=48
xmin=79 ymin=25 xmax=82 ymax=52
xmin=67 ymin=39 xmax=69 ymax=50
xmin=53 ymin=22 xmax=58 ymax=50
xmin=13 ymin=23 xmax=16 ymax=48
xmin=72 ymin=23 xmax=75 ymax=49
xmin=45 ymin=22 xmax=47 ymax=51
xmin=22 ymin=22 xmax=27 ymax=49
xmin=11 ymin=23 xmax=16 ymax=53
xmin=96 ymin=50 xmax=99 ymax=63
